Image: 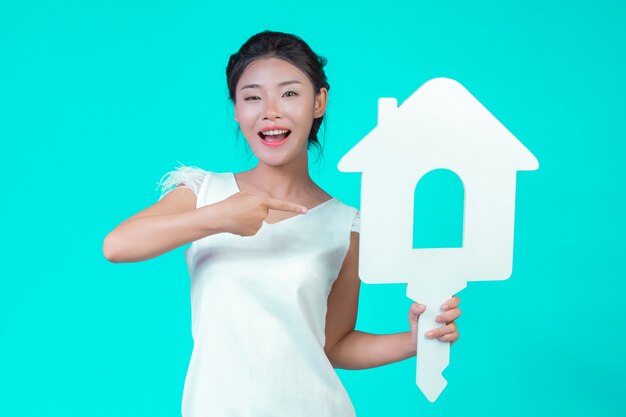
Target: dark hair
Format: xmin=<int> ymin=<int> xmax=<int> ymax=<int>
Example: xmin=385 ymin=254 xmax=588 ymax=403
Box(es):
xmin=226 ymin=31 xmax=330 ymax=153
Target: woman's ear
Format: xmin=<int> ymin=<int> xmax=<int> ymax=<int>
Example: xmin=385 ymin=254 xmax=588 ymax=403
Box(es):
xmin=233 ymin=106 xmax=238 ymax=122
xmin=313 ymin=87 xmax=328 ymax=118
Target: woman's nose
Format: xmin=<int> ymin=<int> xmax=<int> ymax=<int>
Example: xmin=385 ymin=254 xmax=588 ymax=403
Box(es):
xmin=263 ymin=98 xmax=280 ymax=119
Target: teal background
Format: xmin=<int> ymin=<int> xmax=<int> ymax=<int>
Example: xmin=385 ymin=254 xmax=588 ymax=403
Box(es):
xmin=1 ymin=1 xmax=624 ymax=416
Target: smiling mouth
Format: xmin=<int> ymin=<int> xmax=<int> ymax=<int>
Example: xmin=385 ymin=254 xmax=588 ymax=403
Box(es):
xmin=259 ymin=129 xmax=292 ymax=143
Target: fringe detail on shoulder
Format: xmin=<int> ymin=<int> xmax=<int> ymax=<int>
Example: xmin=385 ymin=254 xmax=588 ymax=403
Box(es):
xmin=351 ymin=210 xmax=361 ymax=233
xmin=156 ymin=161 xmax=207 ymax=201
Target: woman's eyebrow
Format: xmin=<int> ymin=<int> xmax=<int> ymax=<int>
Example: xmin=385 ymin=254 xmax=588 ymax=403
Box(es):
xmin=240 ymin=80 xmax=302 ymax=90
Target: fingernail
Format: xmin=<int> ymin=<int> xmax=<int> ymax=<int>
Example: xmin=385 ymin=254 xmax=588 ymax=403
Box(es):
xmin=426 ymin=332 xmax=434 ymax=337
xmin=436 ymin=316 xmax=442 ymax=323
xmin=441 ymin=305 xmax=448 ymax=310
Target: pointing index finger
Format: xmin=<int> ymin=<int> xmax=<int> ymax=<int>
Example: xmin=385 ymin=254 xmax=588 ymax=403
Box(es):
xmin=262 ymin=197 xmax=308 ymax=214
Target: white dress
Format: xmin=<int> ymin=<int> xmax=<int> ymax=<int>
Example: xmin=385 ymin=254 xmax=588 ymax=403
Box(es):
xmin=157 ymin=165 xmax=361 ymax=417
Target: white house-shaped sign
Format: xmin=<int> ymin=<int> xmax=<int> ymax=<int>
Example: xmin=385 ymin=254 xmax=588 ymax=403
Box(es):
xmin=338 ymin=77 xmax=539 ymax=402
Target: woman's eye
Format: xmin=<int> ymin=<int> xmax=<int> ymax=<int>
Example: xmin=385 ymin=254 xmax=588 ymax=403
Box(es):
xmin=283 ymin=91 xmax=298 ymax=97
xmin=244 ymin=96 xmax=260 ymax=101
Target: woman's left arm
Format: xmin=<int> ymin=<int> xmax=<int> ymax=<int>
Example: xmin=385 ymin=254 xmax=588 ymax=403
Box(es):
xmin=324 ymin=232 xmax=461 ymax=370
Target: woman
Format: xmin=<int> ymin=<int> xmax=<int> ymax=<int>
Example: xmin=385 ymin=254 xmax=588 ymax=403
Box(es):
xmin=103 ymin=30 xmax=461 ymax=417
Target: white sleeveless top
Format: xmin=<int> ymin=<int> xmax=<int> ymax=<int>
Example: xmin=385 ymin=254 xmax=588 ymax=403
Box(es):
xmin=158 ymin=165 xmax=361 ymax=417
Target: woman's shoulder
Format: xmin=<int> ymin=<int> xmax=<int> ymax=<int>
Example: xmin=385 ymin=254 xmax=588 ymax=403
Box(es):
xmin=328 ymin=197 xmax=360 ymax=233
xmin=156 ymin=163 xmax=222 ymax=200
xmin=331 ymin=197 xmax=358 ymax=212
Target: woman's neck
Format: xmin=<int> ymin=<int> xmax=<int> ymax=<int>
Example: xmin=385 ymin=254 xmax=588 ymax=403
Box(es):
xmin=242 ymin=152 xmax=316 ymax=199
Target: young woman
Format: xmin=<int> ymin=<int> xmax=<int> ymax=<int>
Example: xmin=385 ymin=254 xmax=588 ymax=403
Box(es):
xmin=103 ymin=30 xmax=461 ymax=417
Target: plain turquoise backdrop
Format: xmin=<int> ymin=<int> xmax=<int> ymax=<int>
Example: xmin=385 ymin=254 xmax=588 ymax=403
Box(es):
xmin=1 ymin=1 xmax=624 ymax=416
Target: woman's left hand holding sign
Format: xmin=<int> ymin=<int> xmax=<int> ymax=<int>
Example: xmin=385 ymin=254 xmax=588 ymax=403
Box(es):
xmin=408 ymin=295 xmax=461 ymax=353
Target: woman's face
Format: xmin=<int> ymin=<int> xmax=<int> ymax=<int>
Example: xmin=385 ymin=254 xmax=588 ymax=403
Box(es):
xmin=233 ymin=57 xmax=327 ymax=167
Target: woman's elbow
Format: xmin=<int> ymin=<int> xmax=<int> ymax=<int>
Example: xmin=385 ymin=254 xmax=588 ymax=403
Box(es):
xmin=102 ymin=232 xmax=123 ymax=263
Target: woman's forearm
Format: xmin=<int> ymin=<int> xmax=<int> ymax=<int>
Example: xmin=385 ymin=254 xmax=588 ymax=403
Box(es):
xmin=328 ymin=330 xmax=416 ymax=370
xmin=103 ymin=206 xmax=222 ymax=263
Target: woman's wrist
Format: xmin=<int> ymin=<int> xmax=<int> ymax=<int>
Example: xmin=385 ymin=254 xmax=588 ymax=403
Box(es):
xmin=406 ymin=331 xmax=417 ymax=357
xmin=193 ymin=203 xmax=227 ymax=236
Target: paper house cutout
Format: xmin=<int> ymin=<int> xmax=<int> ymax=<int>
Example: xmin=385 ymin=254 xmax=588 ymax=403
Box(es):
xmin=338 ymin=77 xmax=538 ymax=402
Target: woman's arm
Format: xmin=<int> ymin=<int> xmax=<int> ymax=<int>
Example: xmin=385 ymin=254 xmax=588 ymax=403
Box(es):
xmin=103 ymin=186 xmax=309 ymax=263
xmin=324 ymin=232 xmax=461 ymax=370
xmin=328 ymin=331 xmax=416 ymax=370
xmin=102 ymin=187 xmax=223 ymax=263
xmin=324 ymin=232 xmax=414 ymax=369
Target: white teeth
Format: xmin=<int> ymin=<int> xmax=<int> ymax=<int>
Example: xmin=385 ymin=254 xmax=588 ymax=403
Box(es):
xmin=263 ymin=129 xmax=289 ymax=136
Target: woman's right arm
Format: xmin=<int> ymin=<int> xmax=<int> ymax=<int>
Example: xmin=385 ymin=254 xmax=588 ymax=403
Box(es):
xmin=102 ymin=186 xmax=309 ymax=263
xmin=102 ymin=186 xmax=222 ymax=263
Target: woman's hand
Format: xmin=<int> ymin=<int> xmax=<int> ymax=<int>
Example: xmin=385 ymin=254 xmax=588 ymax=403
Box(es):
xmin=213 ymin=191 xmax=308 ymax=237
xmin=409 ymin=295 xmax=461 ymax=351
